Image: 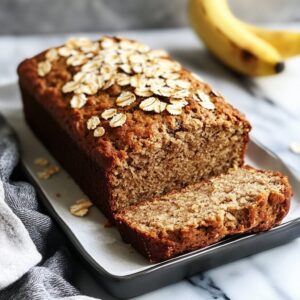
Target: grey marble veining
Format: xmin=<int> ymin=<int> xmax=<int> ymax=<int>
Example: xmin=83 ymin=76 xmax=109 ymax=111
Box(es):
xmin=1 ymin=28 xmax=300 ymax=300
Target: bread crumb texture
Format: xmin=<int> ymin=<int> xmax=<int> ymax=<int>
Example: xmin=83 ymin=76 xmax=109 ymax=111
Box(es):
xmin=116 ymin=167 xmax=292 ymax=262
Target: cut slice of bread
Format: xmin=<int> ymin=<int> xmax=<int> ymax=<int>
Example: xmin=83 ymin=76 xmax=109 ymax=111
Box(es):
xmin=115 ymin=166 xmax=292 ymax=262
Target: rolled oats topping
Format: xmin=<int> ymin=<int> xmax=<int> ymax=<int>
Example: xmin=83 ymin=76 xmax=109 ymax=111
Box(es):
xmin=116 ymin=91 xmax=136 ymax=107
xmin=70 ymin=94 xmax=87 ymax=108
xmin=62 ymin=81 xmax=80 ymax=93
xmin=45 ymin=48 xmax=59 ymax=61
xmin=168 ymin=79 xmax=191 ymax=89
xmin=148 ymin=49 xmax=168 ymax=58
xmin=132 ymin=64 xmax=143 ymax=74
xmin=131 ymin=74 xmax=147 ymax=88
xmin=166 ymin=104 xmax=182 ymax=115
xmin=134 ymin=87 xmax=153 ymax=97
xmin=120 ymin=40 xmax=137 ymax=50
xmin=119 ymin=64 xmax=132 ymax=74
xmin=139 ymin=97 xmax=160 ymax=112
xmin=87 ymin=116 xmax=101 ymax=130
xmin=148 ymin=77 xmax=165 ymax=88
xmin=169 ymin=98 xmax=188 ymax=108
xmin=36 ymin=36 xmax=216 ymax=138
xmin=196 ymin=90 xmax=211 ymax=103
xmin=94 ymin=126 xmax=105 ymax=137
xmin=37 ymin=61 xmax=51 ymax=77
xmin=139 ymin=97 xmax=167 ymax=113
xmin=151 ymin=85 xmax=175 ymax=98
xmin=101 ymin=37 xmax=117 ymax=49
xmin=101 ymin=108 xmax=117 ymax=120
xmin=66 ymin=54 xmax=88 ymax=66
xmin=172 ymin=89 xmax=190 ymax=99
xmin=100 ymin=64 xmax=116 ymax=80
xmin=161 ymin=72 xmax=180 ymax=80
xmin=199 ymin=100 xmax=215 ymax=110
xmin=81 ymin=42 xmax=99 ymax=53
xmin=155 ymin=100 xmax=167 ymax=113
xmin=137 ymin=43 xmax=151 ymax=53
xmin=109 ymin=113 xmax=127 ymax=128
xmin=58 ymin=46 xmax=77 ymax=57
xmin=102 ymin=77 xmax=116 ymax=90
xmin=81 ymin=60 xmax=102 ymax=72
xmin=116 ymin=73 xmax=131 ymax=86
xmin=129 ymin=54 xmax=146 ymax=64
xmin=194 ymin=91 xmax=215 ymax=110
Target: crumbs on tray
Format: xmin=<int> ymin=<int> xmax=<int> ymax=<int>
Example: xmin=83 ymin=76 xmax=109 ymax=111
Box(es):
xmin=70 ymin=199 xmax=93 ymax=217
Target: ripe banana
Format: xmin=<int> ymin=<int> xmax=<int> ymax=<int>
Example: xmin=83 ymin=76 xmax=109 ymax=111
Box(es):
xmin=238 ymin=21 xmax=300 ymax=59
xmin=189 ymin=0 xmax=284 ymax=76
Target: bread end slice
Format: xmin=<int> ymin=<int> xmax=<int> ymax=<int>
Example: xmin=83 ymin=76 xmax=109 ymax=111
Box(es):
xmin=115 ymin=166 xmax=292 ymax=262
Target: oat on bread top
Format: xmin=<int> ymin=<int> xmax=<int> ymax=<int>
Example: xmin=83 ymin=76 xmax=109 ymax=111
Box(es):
xmin=20 ymin=35 xmax=249 ymax=162
xmin=36 ymin=36 xmax=217 ymax=137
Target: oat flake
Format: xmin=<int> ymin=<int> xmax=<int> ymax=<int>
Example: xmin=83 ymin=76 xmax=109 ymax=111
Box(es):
xmin=87 ymin=116 xmax=101 ymax=130
xmin=109 ymin=113 xmax=127 ymax=127
xmin=290 ymin=143 xmax=300 ymax=154
xmin=166 ymin=104 xmax=182 ymax=115
xmin=70 ymin=94 xmax=87 ymax=108
xmin=94 ymin=126 xmax=105 ymax=137
xmin=116 ymin=91 xmax=136 ymax=107
xmin=37 ymin=61 xmax=51 ymax=77
xmin=101 ymin=108 xmax=117 ymax=120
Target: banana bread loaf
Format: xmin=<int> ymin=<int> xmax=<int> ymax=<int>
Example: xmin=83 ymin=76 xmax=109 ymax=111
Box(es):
xmin=116 ymin=166 xmax=292 ymax=262
xmin=18 ymin=36 xmax=251 ymax=219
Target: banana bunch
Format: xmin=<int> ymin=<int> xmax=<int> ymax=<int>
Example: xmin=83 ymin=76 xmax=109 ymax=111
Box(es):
xmin=189 ymin=0 xmax=300 ymax=76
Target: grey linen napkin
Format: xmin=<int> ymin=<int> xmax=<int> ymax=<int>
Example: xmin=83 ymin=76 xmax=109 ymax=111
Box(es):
xmin=0 ymin=115 xmax=98 ymax=299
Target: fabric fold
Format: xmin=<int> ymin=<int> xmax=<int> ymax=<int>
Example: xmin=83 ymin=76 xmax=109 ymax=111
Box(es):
xmin=0 ymin=115 xmax=98 ymax=299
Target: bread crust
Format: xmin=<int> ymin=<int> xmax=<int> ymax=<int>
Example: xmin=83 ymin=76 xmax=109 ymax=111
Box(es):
xmin=116 ymin=168 xmax=292 ymax=262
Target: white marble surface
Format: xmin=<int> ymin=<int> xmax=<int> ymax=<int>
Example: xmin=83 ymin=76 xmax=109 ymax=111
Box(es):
xmin=1 ymin=28 xmax=300 ymax=299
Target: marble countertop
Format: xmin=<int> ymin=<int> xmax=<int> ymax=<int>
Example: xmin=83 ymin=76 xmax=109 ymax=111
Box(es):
xmin=1 ymin=28 xmax=300 ymax=300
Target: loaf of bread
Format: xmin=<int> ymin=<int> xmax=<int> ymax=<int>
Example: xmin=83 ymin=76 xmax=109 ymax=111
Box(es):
xmin=116 ymin=166 xmax=292 ymax=262
xmin=18 ymin=36 xmax=251 ymax=219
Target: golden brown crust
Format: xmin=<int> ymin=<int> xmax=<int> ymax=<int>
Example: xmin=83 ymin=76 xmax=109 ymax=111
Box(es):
xmin=116 ymin=167 xmax=292 ymax=262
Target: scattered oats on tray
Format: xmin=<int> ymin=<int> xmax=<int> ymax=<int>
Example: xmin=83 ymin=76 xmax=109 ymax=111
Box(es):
xmin=34 ymin=157 xmax=49 ymax=166
xmin=290 ymin=143 xmax=300 ymax=154
xmin=70 ymin=199 xmax=93 ymax=217
xmin=37 ymin=165 xmax=60 ymax=180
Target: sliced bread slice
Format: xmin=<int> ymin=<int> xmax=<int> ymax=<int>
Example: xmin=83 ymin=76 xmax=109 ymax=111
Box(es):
xmin=115 ymin=166 xmax=292 ymax=262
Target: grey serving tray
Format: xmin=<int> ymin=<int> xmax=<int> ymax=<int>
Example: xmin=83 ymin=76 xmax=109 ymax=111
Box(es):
xmin=4 ymin=106 xmax=300 ymax=299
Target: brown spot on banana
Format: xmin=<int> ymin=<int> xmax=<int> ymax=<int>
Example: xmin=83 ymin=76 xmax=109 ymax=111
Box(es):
xmin=240 ymin=49 xmax=257 ymax=63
